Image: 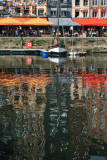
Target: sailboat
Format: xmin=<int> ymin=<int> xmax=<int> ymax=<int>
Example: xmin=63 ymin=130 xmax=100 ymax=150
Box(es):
xmin=48 ymin=0 xmax=67 ymax=57
xmin=68 ymin=26 xmax=79 ymax=57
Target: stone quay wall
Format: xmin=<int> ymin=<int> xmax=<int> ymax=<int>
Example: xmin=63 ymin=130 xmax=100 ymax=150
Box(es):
xmin=0 ymin=37 xmax=107 ymax=53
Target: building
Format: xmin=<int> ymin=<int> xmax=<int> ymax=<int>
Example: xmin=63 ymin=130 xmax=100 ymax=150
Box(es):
xmin=72 ymin=0 xmax=107 ymax=19
xmin=47 ymin=0 xmax=72 ymax=18
xmin=91 ymin=0 xmax=107 ymax=19
xmin=12 ymin=0 xmax=47 ymax=18
xmin=47 ymin=0 xmax=77 ymax=27
xmin=0 ymin=0 xmax=12 ymax=16
xmin=72 ymin=0 xmax=90 ymax=18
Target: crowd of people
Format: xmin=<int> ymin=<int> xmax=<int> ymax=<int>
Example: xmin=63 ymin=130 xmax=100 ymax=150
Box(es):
xmin=1 ymin=26 xmax=107 ymax=37
xmin=1 ymin=26 xmax=48 ymax=37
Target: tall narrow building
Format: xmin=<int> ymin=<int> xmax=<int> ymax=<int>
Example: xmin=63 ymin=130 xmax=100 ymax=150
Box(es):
xmin=72 ymin=0 xmax=90 ymax=18
xmin=72 ymin=0 xmax=107 ymax=19
xmin=47 ymin=0 xmax=75 ymax=26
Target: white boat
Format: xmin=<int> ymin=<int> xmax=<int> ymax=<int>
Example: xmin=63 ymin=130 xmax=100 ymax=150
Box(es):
xmin=69 ymin=50 xmax=78 ymax=56
xmin=49 ymin=46 xmax=67 ymax=54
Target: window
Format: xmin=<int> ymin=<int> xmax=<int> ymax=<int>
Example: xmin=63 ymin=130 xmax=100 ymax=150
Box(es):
xmin=101 ymin=0 xmax=106 ymax=5
xmin=93 ymin=0 xmax=97 ymax=5
xmin=75 ymin=0 xmax=80 ymax=6
xmin=24 ymin=8 xmax=29 ymax=15
xmin=51 ymin=11 xmax=56 ymax=17
xmin=38 ymin=9 xmax=44 ymax=16
xmin=61 ymin=11 xmax=67 ymax=17
xmin=15 ymin=8 xmax=20 ymax=15
xmin=93 ymin=11 xmax=97 ymax=17
xmin=101 ymin=11 xmax=106 ymax=18
xmin=84 ymin=0 xmax=88 ymax=6
xmin=83 ymin=12 xmax=88 ymax=18
xmin=75 ymin=11 xmax=79 ymax=17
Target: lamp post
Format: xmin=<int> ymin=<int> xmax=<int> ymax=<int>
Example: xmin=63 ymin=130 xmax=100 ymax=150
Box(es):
xmin=21 ymin=33 xmax=23 ymax=49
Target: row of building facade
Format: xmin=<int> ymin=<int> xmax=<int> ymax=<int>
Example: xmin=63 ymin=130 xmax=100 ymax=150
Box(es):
xmin=0 ymin=0 xmax=107 ymax=19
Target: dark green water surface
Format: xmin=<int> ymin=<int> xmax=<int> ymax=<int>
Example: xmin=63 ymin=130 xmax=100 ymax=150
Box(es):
xmin=0 ymin=54 xmax=107 ymax=160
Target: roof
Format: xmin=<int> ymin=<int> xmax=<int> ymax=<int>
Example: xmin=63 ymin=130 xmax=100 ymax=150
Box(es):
xmin=48 ymin=18 xmax=81 ymax=26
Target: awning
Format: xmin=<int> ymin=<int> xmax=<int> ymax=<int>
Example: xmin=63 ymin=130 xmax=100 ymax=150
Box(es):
xmin=75 ymin=10 xmax=79 ymax=12
xmin=101 ymin=10 xmax=106 ymax=12
xmin=48 ymin=18 xmax=81 ymax=26
xmin=83 ymin=10 xmax=88 ymax=12
xmin=0 ymin=17 xmax=23 ymax=25
xmin=93 ymin=10 xmax=98 ymax=12
xmin=73 ymin=18 xmax=107 ymax=26
xmin=23 ymin=17 xmax=54 ymax=26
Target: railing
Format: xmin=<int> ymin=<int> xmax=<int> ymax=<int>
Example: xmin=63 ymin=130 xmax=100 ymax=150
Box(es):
xmin=13 ymin=14 xmax=47 ymax=18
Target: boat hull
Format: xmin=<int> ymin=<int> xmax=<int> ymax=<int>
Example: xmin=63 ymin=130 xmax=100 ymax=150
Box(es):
xmin=49 ymin=47 xmax=67 ymax=57
xmin=40 ymin=50 xmax=48 ymax=58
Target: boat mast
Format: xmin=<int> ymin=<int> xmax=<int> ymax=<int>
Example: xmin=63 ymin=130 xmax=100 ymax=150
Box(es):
xmin=57 ymin=0 xmax=60 ymax=45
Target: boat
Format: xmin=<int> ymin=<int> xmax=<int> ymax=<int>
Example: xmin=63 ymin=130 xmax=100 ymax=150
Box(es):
xmin=40 ymin=49 xmax=48 ymax=58
xmin=49 ymin=45 xmax=67 ymax=57
xmin=68 ymin=49 xmax=78 ymax=56
xmin=48 ymin=0 xmax=67 ymax=57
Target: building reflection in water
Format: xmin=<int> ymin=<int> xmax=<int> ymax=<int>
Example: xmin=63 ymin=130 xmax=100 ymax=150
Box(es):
xmin=70 ymin=70 xmax=107 ymax=159
xmin=44 ymin=62 xmax=72 ymax=160
xmin=0 ymin=56 xmax=107 ymax=160
xmin=0 ymin=71 xmax=52 ymax=160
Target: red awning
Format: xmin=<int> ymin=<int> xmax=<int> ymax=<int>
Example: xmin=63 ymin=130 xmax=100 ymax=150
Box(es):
xmin=83 ymin=10 xmax=88 ymax=12
xmin=73 ymin=18 xmax=107 ymax=26
xmin=101 ymin=10 xmax=106 ymax=12
xmin=93 ymin=10 xmax=98 ymax=12
xmin=75 ymin=10 xmax=79 ymax=12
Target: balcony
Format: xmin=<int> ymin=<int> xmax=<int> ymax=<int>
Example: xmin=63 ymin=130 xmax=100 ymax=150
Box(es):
xmin=13 ymin=14 xmax=47 ymax=18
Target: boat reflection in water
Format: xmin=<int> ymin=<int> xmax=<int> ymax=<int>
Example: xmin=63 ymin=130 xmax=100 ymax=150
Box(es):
xmin=0 ymin=55 xmax=107 ymax=160
xmin=48 ymin=57 xmax=66 ymax=64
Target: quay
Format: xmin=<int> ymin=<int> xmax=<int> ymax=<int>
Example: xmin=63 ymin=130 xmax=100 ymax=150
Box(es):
xmin=0 ymin=37 xmax=107 ymax=54
xmin=0 ymin=49 xmax=42 ymax=56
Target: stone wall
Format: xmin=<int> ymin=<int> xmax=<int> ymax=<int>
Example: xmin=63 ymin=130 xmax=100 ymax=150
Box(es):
xmin=0 ymin=37 xmax=107 ymax=53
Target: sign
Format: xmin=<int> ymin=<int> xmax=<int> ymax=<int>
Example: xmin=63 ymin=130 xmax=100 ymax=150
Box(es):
xmin=26 ymin=57 xmax=32 ymax=65
xmin=26 ymin=42 xmax=32 ymax=48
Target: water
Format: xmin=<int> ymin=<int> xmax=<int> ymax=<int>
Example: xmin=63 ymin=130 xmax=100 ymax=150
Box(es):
xmin=0 ymin=55 xmax=107 ymax=160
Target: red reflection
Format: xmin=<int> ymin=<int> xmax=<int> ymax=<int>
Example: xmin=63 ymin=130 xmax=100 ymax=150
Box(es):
xmin=80 ymin=74 xmax=107 ymax=88
xmin=26 ymin=57 xmax=32 ymax=65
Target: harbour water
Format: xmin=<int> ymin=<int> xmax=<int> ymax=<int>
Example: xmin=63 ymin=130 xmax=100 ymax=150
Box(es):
xmin=0 ymin=54 xmax=107 ymax=160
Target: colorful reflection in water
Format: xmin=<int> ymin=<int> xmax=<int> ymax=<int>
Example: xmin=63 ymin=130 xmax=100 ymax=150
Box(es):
xmin=0 ymin=55 xmax=107 ymax=160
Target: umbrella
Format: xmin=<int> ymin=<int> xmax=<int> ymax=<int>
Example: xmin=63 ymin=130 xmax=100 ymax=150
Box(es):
xmin=23 ymin=17 xmax=54 ymax=26
xmin=0 ymin=17 xmax=23 ymax=25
